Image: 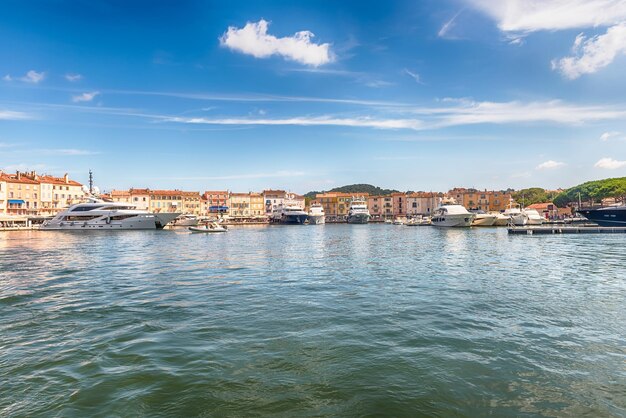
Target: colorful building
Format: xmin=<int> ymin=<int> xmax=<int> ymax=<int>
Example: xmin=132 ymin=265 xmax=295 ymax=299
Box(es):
xmin=406 ymin=192 xmax=438 ymax=216
xmin=228 ymin=193 xmax=250 ymax=218
xmin=263 ymin=189 xmax=286 ymax=215
xmin=149 ymin=190 xmax=184 ymax=213
xmin=203 ymin=190 xmax=229 ymax=215
xmin=314 ymin=192 xmax=357 ymax=217
xmin=129 ymin=188 xmax=150 ymax=210
xmin=181 ymin=191 xmax=202 ymax=215
xmin=0 ymin=174 xmax=7 ymax=215
xmin=2 ymin=172 xmax=40 ymax=215
xmin=249 ymin=192 xmax=265 ymax=217
xmin=447 ymin=188 xmax=513 ymax=212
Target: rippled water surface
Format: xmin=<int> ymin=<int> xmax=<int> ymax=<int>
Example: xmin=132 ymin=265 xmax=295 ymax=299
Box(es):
xmin=1 ymin=225 xmax=625 ymax=417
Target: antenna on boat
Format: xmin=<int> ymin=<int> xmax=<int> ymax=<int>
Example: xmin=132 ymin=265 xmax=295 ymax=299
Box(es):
xmin=88 ymin=169 xmax=94 ymax=194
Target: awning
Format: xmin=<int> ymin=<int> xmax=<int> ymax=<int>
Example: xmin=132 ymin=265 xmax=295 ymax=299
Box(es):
xmin=8 ymin=199 xmax=25 ymax=204
xmin=209 ymin=206 xmax=229 ymax=211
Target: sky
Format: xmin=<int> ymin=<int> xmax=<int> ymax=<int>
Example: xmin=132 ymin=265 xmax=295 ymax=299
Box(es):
xmin=1 ymin=0 xmax=626 ymax=194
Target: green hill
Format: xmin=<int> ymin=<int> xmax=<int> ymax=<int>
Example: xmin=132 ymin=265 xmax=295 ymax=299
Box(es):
xmin=553 ymin=177 xmax=626 ymax=207
xmin=304 ymin=184 xmax=400 ymax=200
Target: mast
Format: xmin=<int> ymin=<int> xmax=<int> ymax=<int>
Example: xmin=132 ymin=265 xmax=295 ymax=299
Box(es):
xmin=88 ymin=169 xmax=94 ymax=194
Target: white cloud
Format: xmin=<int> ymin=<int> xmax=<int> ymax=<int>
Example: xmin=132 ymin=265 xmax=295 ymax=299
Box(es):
xmin=72 ymin=91 xmax=100 ymax=103
xmin=0 ymin=110 xmax=32 ymax=120
xmin=536 ymin=160 xmax=565 ymax=170
xmin=465 ymin=0 xmax=626 ymax=33
xmin=438 ymin=10 xmax=463 ymax=38
xmin=552 ymin=23 xmax=626 ymax=79
xmin=414 ymin=99 xmax=626 ymax=127
xmin=594 ymin=157 xmax=626 ymax=169
xmin=35 ymin=148 xmax=99 ymax=156
xmin=404 ymin=69 xmax=423 ymax=84
xmin=169 ymin=170 xmax=305 ymax=181
xmin=20 ymin=70 xmax=45 ymax=83
xmin=65 ymin=73 xmax=83 ymax=82
xmin=220 ymin=19 xmax=333 ymax=67
xmin=600 ymin=131 xmax=621 ymax=141
xmin=161 ymin=115 xmax=424 ymax=131
xmin=3 ymin=74 xmax=12 ymax=81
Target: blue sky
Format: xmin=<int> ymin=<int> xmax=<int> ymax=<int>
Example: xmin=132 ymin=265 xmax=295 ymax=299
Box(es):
xmin=1 ymin=0 xmax=626 ymax=193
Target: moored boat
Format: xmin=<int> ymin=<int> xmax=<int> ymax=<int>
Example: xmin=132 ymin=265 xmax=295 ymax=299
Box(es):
xmin=577 ymin=205 xmax=626 ymax=226
xmin=40 ymin=198 xmax=179 ymax=230
xmin=308 ymin=203 xmax=325 ymax=225
xmin=271 ymin=203 xmax=309 ymax=224
xmin=431 ymin=203 xmax=475 ymax=227
xmin=470 ymin=210 xmax=497 ymax=226
xmin=347 ymin=197 xmax=371 ymax=224
xmin=522 ymin=208 xmax=544 ymax=225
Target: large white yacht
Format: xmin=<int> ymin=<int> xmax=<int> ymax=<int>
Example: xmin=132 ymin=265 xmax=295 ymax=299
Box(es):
xmin=308 ymin=203 xmax=325 ymax=225
xmin=522 ymin=208 xmax=544 ymax=225
xmin=40 ymin=198 xmax=179 ymax=230
xmin=271 ymin=203 xmax=309 ymax=224
xmin=470 ymin=210 xmax=498 ymax=226
xmin=431 ymin=202 xmax=475 ymax=227
xmin=504 ymin=201 xmax=527 ymax=226
xmin=347 ymin=197 xmax=370 ymax=224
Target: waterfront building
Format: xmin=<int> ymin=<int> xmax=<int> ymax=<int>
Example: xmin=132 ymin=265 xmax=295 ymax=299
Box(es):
xmin=229 ymin=193 xmax=251 ymax=218
xmin=447 ymin=188 xmax=513 ymax=212
xmin=40 ymin=174 xmax=84 ymax=214
xmin=314 ymin=192 xmax=360 ymax=218
xmin=249 ymin=192 xmax=265 ymax=217
xmin=392 ymin=193 xmax=406 ymax=217
xmin=2 ymin=172 xmax=39 ymax=215
xmin=181 ymin=191 xmax=202 ymax=215
xmin=367 ymin=196 xmax=383 ymax=218
xmin=381 ymin=195 xmax=393 ymax=218
xmin=111 ymin=190 xmax=131 ymax=203
xmin=406 ymin=192 xmax=439 ymax=216
xmin=149 ymin=190 xmax=184 ymax=213
xmin=0 ymin=174 xmax=7 ymax=215
xmin=263 ymin=189 xmax=286 ymax=215
xmin=129 ymin=188 xmax=150 ymax=211
xmin=203 ymin=190 xmax=229 ymax=215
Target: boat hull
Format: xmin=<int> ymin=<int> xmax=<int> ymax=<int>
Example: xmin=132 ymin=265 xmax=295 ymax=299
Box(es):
xmin=472 ymin=214 xmax=497 ymax=226
xmin=40 ymin=213 xmax=179 ymax=230
xmin=281 ymin=214 xmax=309 ymax=224
xmin=308 ymin=215 xmax=325 ymax=224
xmin=432 ymin=213 xmax=475 ymax=227
xmin=347 ymin=213 xmax=370 ymax=224
xmin=189 ymin=226 xmax=227 ymax=233
xmin=577 ymin=207 xmax=626 ymax=226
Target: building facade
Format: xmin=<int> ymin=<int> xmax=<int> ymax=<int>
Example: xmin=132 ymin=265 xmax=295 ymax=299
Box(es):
xmin=229 ymin=193 xmax=250 ymax=218
xmin=0 ymin=175 xmax=7 ymax=215
xmin=406 ymin=192 xmax=438 ymax=216
xmin=150 ymin=190 xmax=183 ymax=213
xmin=263 ymin=189 xmax=286 ymax=215
xmin=447 ymin=188 xmax=513 ymax=212
xmin=129 ymin=188 xmax=150 ymax=210
xmin=203 ymin=190 xmax=229 ymax=215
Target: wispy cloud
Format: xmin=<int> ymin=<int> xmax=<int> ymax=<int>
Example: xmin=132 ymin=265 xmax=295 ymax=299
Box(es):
xmin=600 ymin=131 xmax=622 ymax=141
xmin=412 ymin=99 xmax=626 ymax=127
xmin=168 ymin=170 xmax=306 ymax=181
xmin=35 ymin=148 xmax=99 ymax=156
xmin=220 ymin=19 xmax=333 ymax=67
xmin=3 ymin=70 xmax=46 ymax=84
xmin=536 ymin=160 xmax=565 ymax=170
xmin=0 ymin=110 xmax=33 ymax=120
xmin=72 ymin=91 xmax=100 ymax=103
xmin=438 ymin=10 xmax=463 ymax=38
xmin=464 ymin=0 xmax=626 ymax=33
xmin=159 ymin=115 xmax=424 ymax=131
xmin=65 ymin=73 xmax=83 ymax=82
xmin=403 ymin=68 xmax=423 ymax=84
xmin=21 ymin=70 xmax=45 ymax=83
xmin=552 ymin=23 xmax=626 ymax=79
xmin=2 ymin=163 xmax=49 ymax=172
xmin=595 ymin=157 xmax=626 ymax=169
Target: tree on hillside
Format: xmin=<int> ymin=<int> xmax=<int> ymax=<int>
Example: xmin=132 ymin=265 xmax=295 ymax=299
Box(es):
xmin=553 ymin=177 xmax=626 ymax=207
xmin=512 ymin=188 xmax=549 ymax=206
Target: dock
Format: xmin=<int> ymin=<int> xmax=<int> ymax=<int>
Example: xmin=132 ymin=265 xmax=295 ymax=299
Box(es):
xmin=508 ymin=226 xmax=626 ymax=235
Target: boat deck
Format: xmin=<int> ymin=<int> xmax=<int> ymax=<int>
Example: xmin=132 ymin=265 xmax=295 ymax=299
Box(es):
xmin=508 ymin=226 xmax=626 ymax=235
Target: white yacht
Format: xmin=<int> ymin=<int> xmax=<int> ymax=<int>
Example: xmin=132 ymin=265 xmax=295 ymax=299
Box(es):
xmin=431 ymin=204 xmax=475 ymax=227
xmin=174 ymin=214 xmax=199 ymax=226
xmin=308 ymin=203 xmax=325 ymax=225
xmin=41 ymin=198 xmax=179 ymax=230
xmin=492 ymin=212 xmax=510 ymax=226
xmin=522 ymin=208 xmax=544 ymax=225
xmin=347 ymin=198 xmax=371 ymax=224
xmin=504 ymin=201 xmax=527 ymax=226
xmin=271 ymin=203 xmax=309 ymax=224
xmin=470 ymin=210 xmax=497 ymax=226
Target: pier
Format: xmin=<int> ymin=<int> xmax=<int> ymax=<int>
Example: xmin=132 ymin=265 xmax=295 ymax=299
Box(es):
xmin=508 ymin=226 xmax=626 ymax=235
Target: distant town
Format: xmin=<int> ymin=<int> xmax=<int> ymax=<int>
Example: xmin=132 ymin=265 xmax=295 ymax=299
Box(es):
xmin=0 ymin=169 xmax=585 ymax=222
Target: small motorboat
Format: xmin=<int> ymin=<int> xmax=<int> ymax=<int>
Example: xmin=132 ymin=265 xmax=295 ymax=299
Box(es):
xmin=189 ymin=222 xmax=227 ymax=233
